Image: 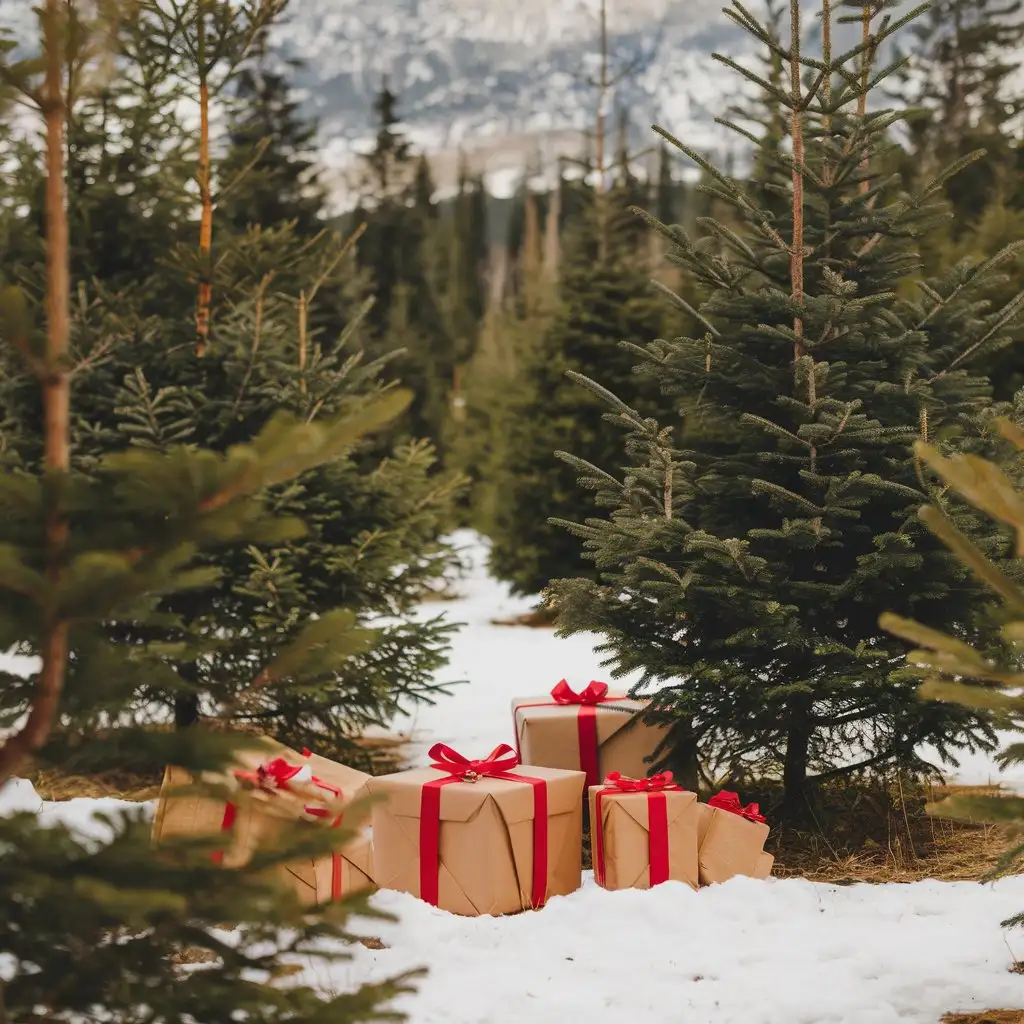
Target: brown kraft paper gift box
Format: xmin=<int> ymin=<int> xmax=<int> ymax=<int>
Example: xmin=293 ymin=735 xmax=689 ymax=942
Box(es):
xmin=511 ymin=680 xmax=667 ymax=792
xmin=695 ymin=791 xmax=771 ymax=886
xmin=588 ymin=775 xmax=699 ymax=891
xmin=368 ymin=743 xmax=585 ymax=917
xmin=152 ymin=738 xmax=375 ymax=905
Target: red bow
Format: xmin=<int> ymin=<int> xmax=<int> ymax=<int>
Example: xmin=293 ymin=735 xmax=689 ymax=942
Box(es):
xmin=213 ymin=748 xmax=344 ymax=868
xmin=708 ymin=790 xmax=766 ymax=824
xmin=603 ymin=771 xmax=680 ymax=793
xmin=550 ymin=679 xmax=611 ymax=705
xmin=427 ymin=742 xmax=520 ymax=779
xmin=232 ymin=753 xmax=342 ymax=820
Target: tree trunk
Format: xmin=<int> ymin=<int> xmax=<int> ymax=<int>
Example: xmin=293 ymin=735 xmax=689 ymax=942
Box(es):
xmin=0 ymin=0 xmax=71 ymax=786
xmin=174 ymin=693 xmax=200 ymax=729
xmin=672 ymin=716 xmax=700 ymax=793
xmin=781 ymin=693 xmax=814 ymax=821
xmin=174 ymin=660 xmax=201 ymax=729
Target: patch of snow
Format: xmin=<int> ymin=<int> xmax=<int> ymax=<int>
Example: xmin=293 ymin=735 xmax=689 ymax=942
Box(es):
xmin=388 ymin=529 xmax=643 ymax=765
xmin=0 ymin=777 xmax=153 ymax=846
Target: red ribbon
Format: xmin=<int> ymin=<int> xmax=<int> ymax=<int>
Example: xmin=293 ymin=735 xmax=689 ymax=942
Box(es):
xmin=419 ymin=743 xmax=549 ymax=910
xmin=593 ymin=772 xmax=682 ymax=888
xmin=708 ymin=790 xmax=767 ymax=824
xmin=212 ymin=748 xmax=344 ymax=863
xmin=513 ymin=680 xmax=629 ymax=791
xmin=331 ymin=853 xmax=343 ymax=900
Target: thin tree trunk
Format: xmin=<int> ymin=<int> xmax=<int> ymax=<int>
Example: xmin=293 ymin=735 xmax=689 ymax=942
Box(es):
xmin=0 ymin=0 xmax=71 ymax=786
xmin=174 ymin=694 xmax=201 ymax=729
xmin=789 ymin=0 xmax=806 ymax=363
xmin=594 ymin=0 xmax=608 ymax=260
xmin=195 ymin=11 xmax=213 ymax=356
xmin=174 ymin=661 xmax=201 ymax=729
xmin=672 ymin=716 xmax=700 ymax=793
xmin=782 ymin=692 xmax=814 ymax=819
xmin=858 ymin=3 xmax=872 ymax=195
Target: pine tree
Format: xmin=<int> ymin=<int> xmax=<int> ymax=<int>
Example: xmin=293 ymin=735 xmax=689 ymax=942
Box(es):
xmin=892 ymin=0 xmax=1024 ymax=234
xmin=0 ymin=4 xmax=419 ymax=1018
xmin=218 ymin=37 xmax=324 ymax=239
xmin=352 ymin=84 xmax=456 ymax=454
xmin=549 ymin=0 xmax=1024 ymax=815
xmin=0 ymin=0 xmax=462 ymax=760
xmin=487 ymin=191 xmax=670 ymax=597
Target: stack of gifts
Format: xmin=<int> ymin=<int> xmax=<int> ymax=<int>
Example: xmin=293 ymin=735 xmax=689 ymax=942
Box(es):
xmin=151 ymin=679 xmax=775 ymax=919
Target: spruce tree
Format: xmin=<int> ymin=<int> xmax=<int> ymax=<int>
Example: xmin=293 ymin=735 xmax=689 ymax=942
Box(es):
xmin=549 ymin=0 xmax=1024 ymax=815
xmin=0 ymin=4 xmax=418 ymax=1018
xmin=218 ymin=37 xmax=324 ymax=239
xmin=892 ymin=0 xmax=1024 ymax=233
xmin=890 ymin=0 xmax=1024 ymax=397
xmin=487 ymin=190 xmax=670 ymax=596
xmin=0 ymin=0 xmax=461 ymax=761
xmin=352 ymin=84 xmax=455 ymax=454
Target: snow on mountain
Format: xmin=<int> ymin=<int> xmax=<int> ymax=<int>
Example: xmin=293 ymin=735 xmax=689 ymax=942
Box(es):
xmin=274 ymin=0 xmax=754 ymax=196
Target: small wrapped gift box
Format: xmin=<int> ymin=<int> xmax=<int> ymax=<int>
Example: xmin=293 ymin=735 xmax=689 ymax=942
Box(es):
xmin=368 ymin=743 xmax=585 ymax=917
xmin=511 ymin=680 xmax=666 ymax=792
xmin=589 ymin=772 xmax=699 ymax=891
xmin=152 ymin=738 xmax=375 ymax=904
xmin=696 ymin=790 xmax=771 ymax=886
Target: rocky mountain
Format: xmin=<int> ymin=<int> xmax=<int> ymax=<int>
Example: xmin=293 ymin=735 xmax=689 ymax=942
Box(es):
xmin=273 ymin=0 xmax=755 ymax=196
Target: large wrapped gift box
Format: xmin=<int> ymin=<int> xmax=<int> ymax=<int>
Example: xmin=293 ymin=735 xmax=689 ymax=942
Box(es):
xmin=696 ymin=790 xmax=771 ymax=886
xmin=589 ymin=772 xmax=699 ymax=891
xmin=152 ymin=738 xmax=375 ymax=905
xmin=511 ymin=680 xmax=667 ymax=792
xmin=368 ymin=743 xmax=585 ymax=917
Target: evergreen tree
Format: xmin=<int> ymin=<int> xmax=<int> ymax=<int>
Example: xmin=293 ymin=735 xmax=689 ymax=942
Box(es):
xmin=0 ymin=4 xmax=418 ymax=1018
xmin=218 ymin=39 xmax=324 ymax=239
xmin=352 ymin=84 xmax=456 ymax=454
xmin=889 ymin=0 xmax=1024 ymax=397
xmin=0 ymin=0 xmax=462 ymax=759
xmin=549 ymin=0 xmax=1024 ymax=815
xmin=892 ymin=0 xmax=1024 ymax=234
xmin=487 ymin=191 xmax=669 ymax=596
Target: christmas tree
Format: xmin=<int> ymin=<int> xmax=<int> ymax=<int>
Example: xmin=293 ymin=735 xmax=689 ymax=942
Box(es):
xmin=0 ymin=0 xmax=461 ymax=761
xmin=350 ymin=83 xmax=456 ymax=454
xmin=549 ymin=0 xmax=1024 ymax=816
xmin=0 ymin=3 xmax=418 ymax=1018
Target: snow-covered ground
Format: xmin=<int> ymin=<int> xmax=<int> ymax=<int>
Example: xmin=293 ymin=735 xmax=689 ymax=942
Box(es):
xmin=5 ymin=528 xmax=1024 ymax=1022
xmin=5 ymin=771 xmax=1024 ymax=1023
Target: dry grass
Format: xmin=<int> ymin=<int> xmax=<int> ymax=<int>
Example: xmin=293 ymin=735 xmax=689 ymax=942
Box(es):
xmin=942 ymin=1012 xmax=1024 ymax=1024
xmin=769 ymin=782 xmax=1020 ymax=885
xmin=170 ymin=946 xmax=219 ymax=966
xmin=28 ymin=731 xmax=411 ymax=803
xmin=26 ymin=766 xmax=162 ymax=802
xmin=490 ymin=607 xmax=557 ymax=628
